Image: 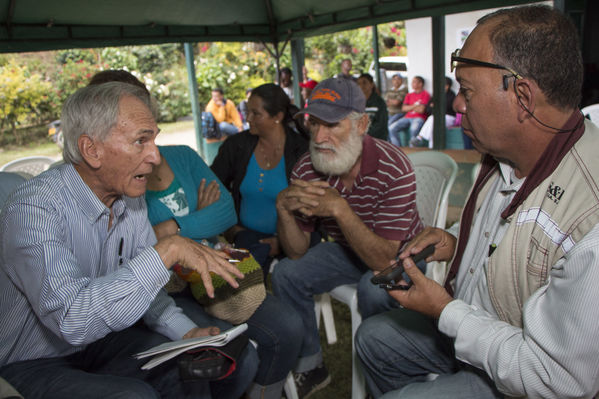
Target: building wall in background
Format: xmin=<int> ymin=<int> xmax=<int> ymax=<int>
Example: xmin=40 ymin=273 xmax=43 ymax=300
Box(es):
xmin=404 ymin=2 xmax=551 ymax=93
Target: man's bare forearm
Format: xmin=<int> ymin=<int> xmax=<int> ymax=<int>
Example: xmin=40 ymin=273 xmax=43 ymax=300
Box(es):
xmin=277 ymin=211 xmax=310 ymax=259
xmin=334 ymin=201 xmax=400 ymax=271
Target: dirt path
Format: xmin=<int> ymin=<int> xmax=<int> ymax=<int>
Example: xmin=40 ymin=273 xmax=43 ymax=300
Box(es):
xmin=155 ymin=127 xmax=198 ymax=151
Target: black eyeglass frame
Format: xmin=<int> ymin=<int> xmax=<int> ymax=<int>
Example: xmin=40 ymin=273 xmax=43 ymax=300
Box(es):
xmin=451 ymin=49 xmax=582 ymax=134
xmin=451 ymin=48 xmax=522 ymax=90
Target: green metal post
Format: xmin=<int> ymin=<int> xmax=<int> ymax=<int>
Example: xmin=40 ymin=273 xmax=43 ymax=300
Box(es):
xmin=184 ymin=42 xmax=204 ymax=157
xmin=431 ymin=16 xmax=446 ymax=150
xmin=372 ymin=25 xmax=381 ymax=92
xmin=291 ymin=39 xmax=305 ymax=107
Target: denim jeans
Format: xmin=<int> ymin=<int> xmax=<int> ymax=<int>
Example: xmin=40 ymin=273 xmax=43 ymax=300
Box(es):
xmin=271 ymin=242 xmax=399 ymax=373
xmin=175 ymin=291 xmax=303 ymax=399
xmin=218 ymin=122 xmax=239 ymax=136
xmin=233 ymin=228 xmax=274 ymax=276
xmin=388 ymin=117 xmax=425 ymax=146
xmin=387 ymin=113 xmax=404 ymax=126
xmin=0 ymin=324 xmax=257 ymax=399
xmin=355 ymin=309 xmax=503 ymax=399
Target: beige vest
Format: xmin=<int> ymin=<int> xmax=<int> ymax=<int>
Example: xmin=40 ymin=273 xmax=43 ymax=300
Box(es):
xmin=474 ymin=120 xmax=599 ymax=327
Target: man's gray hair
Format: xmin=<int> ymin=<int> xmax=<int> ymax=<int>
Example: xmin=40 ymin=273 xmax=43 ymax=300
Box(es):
xmin=347 ymin=111 xmax=371 ymax=133
xmin=61 ymin=82 xmax=153 ymax=164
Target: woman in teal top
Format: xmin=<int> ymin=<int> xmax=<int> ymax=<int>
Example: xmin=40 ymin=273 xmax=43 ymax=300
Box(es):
xmin=211 ymin=83 xmax=309 ymax=271
xmin=145 ymin=145 xmax=235 ymax=241
xmin=145 ymin=144 xmax=303 ymax=399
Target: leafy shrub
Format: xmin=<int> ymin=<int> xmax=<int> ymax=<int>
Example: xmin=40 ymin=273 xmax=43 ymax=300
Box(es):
xmin=0 ymin=60 xmax=52 ymax=144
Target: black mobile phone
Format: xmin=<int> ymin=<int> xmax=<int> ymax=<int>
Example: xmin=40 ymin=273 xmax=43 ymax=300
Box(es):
xmin=370 ymin=244 xmax=435 ymax=290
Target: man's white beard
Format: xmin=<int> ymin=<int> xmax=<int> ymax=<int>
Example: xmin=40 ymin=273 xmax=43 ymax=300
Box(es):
xmin=310 ymin=126 xmax=363 ymax=176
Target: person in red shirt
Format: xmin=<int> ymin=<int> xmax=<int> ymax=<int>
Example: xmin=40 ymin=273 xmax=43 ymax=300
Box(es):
xmin=388 ymin=76 xmax=431 ymax=146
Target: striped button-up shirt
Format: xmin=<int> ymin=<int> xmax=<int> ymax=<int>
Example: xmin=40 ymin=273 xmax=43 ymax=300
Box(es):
xmin=292 ymin=135 xmax=423 ymax=247
xmin=0 ymin=164 xmax=196 ymax=366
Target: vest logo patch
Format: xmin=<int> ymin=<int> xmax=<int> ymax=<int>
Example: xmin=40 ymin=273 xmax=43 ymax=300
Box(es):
xmin=547 ymin=182 xmax=565 ymax=204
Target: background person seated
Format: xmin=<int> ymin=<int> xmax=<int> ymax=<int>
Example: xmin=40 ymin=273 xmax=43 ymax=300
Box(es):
xmin=411 ymin=76 xmax=457 ymax=148
xmin=205 ymin=87 xmax=243 ymax=136
xmin=357 ymin=73 xmax=389 ymax=140
xmin=384 ymin=74 xmax=408 ymax=125
xmin=388 ymin=76 xmax=431 ymax=146
xmin=211 ymin=83 xmax=310 ymax=274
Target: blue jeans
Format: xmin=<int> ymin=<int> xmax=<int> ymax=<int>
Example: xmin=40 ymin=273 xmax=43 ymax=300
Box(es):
xmin=234 ymin=228 xmax=274 ymax=276
xmin=271 ymin=242 xmax=399 ymax=373
xmin=175 ymin=290 xmax=303 ymax=399
xmin=388 ymin=117 xmax=425 ymax=146
xmin=387 ymin=113 xmax=404 ymax=126
xmin=355 ymin=309 xmax=503 ymax=399
xmin=0 ymin=324 xmax=257 ymax=399
xmin=218 ymin=122 xmax=239 ymax=136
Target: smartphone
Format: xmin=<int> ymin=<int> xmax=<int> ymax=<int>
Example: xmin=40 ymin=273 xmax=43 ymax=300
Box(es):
xmin=370 ymin=244 xmax=435 ymax=290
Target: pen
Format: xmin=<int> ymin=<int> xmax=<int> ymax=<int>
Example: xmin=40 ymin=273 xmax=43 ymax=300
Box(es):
xmin=118 ymin=238 xmax=124 ymax=265
xmin=488 ymin=243 xmax=497 ymax=257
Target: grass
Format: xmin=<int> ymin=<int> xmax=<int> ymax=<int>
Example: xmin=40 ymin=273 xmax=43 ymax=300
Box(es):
xmin=0 ymin=120 xmax=195 ymax=169
xmin=0 ymin=141 xmax=62 ymax=167
xmin=313 ymin=299 xmax=353 ymax=399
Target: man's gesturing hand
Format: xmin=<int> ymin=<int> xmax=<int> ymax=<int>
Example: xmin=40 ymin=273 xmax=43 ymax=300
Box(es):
xmin=155 ymin=236 xmax=244 ymax=298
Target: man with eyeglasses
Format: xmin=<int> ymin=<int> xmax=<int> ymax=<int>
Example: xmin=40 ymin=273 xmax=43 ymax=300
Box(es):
xmin=356 ymin=5 xmax=599 ymax=399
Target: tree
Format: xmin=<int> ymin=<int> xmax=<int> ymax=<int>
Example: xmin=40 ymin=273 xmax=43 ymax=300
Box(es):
xmin=305 ymin=22 xmax=407 ymax=80
xmin=0 ymin=60 xmax=51 ymax=144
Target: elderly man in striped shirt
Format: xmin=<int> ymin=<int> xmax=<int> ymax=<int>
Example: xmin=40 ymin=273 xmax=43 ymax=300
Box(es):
xmin=272 ymin=77 xmax=423 ymax=398
xmin=0 ymin=82 xmax=257 ymax=398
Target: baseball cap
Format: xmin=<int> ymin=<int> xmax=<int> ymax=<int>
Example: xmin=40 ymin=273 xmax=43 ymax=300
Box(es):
xmin=299 ymin=79 xmax=318 ymax=90
xmin=297 ymin=77 xmax=366 ymax=123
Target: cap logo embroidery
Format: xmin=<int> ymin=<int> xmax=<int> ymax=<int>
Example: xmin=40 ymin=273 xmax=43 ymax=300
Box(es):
xmin=311 ymin=88 xmax=341 ymax=103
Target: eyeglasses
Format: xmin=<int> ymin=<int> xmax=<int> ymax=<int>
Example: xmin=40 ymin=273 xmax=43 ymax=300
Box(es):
xmin=451 ymin=48 xmax=522 ymax=90
xmin=451 ymin=49 xmax=581 ymax=134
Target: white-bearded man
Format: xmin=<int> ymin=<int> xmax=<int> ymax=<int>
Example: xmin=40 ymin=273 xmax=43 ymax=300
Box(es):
xmin=272 ymin=77 xmax=423 ymax=398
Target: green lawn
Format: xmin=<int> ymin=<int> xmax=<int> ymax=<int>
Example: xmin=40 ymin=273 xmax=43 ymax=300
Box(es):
xmin=0 ymin=120 xmax=194 ymax=169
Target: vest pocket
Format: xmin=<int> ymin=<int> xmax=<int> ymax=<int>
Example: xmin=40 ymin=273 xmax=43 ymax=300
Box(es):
xmin=526 ymin=237 xmax=549 ymax=287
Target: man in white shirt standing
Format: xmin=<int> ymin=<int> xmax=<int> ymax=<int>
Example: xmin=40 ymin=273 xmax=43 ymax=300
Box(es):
xmin=356 ymin=5 xmax=599 ymax=399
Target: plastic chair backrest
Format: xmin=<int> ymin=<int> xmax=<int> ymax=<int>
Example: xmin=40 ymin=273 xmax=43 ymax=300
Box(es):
xmin=0 ymin=156 xmax=56 ymax=177
xmin=407 ymin=151 xmax=458 ymax=229
xmin=581 ymin=103 xmax=599 ymax=124
xmin=0 ymin=171 xmax=27 ymax=210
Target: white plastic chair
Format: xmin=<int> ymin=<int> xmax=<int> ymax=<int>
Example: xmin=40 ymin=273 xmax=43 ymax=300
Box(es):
xmin=407 ymin=150 xmax=458 ymax=230
xmin=0 ymin=156 xmax=56 ymax=177
xmin=407 ymin=150 xmax=458 ymax=282
xmin=581 ymin=103 xmax=599 ymax=124
xmin=0 ymin=171 xmax=28 ymax=210
xmin=314 ymin=150 xmax=458 ymax=399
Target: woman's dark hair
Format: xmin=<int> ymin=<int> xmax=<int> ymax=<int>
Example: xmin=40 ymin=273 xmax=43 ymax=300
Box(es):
xmin=358 ymin=73 xmax=374 ymax=83
xmin=88 ymin=70 xmax=149 ymax=95
xmin=250 ymin=83 xmax=308 ymax=138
